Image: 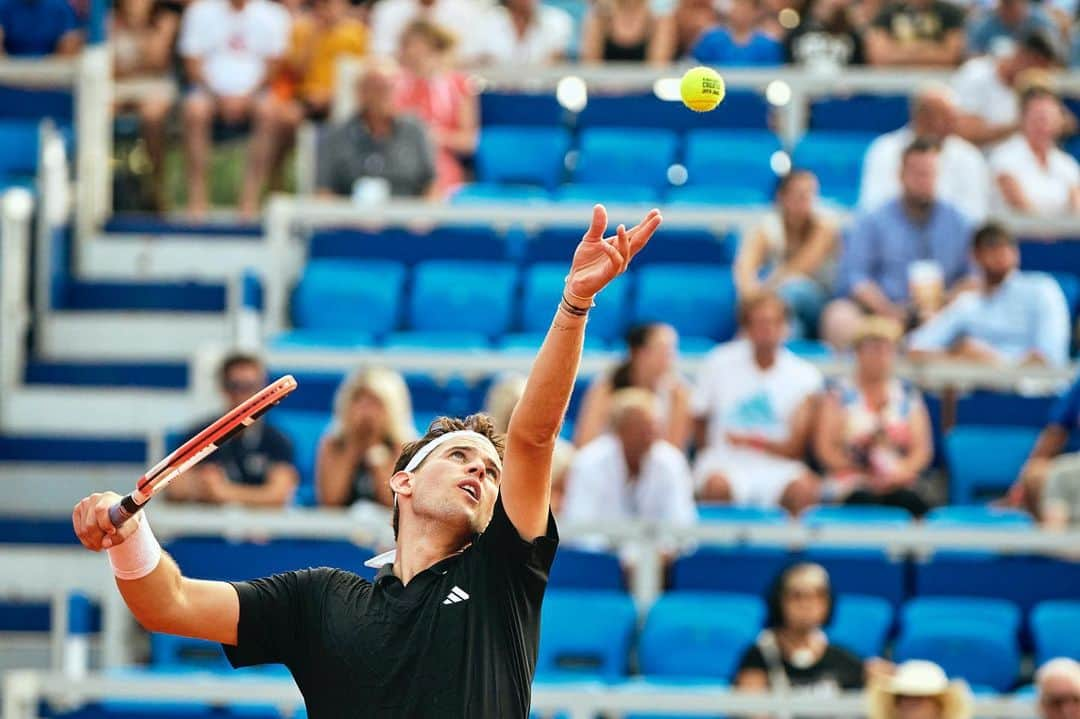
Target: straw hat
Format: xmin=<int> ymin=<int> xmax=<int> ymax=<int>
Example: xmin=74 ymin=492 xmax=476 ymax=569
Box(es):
xmin=866 ymin=661 xmax=974 ymax=719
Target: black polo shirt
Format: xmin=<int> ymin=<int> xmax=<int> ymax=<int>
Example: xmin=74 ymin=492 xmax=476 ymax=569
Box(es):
xmin=223 ymin=496 xmax=559 ymax=718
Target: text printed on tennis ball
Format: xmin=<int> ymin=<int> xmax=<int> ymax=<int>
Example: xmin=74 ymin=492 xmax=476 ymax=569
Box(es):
xmin=681 ymin=67 xmax=725 ymax=113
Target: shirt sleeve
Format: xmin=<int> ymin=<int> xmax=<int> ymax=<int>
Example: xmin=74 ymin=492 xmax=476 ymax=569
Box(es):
xmin=560 ymin=451 xmax=602 ymax=524
xmin=223 ymin=567 xmax=337 ymax=669
xmin=1031 ymin=276 xmax=1071 ymax=367
xmin=908 ymin=293 xmax=973 ymax=352
xmin=1048 ymin=377 xmax=1080 ymax=429
xmin=858 ymin=137 xmax=893 ymax=211
xmin=474 ymin=494 xmax=559 ymax=574
xmin=690 ymin=30 xmax=720 ymax=62
xmin=738 ymin=644 xmax=768 ymax=674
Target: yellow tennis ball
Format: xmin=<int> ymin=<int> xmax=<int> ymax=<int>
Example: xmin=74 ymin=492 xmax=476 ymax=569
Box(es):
xmin=680 ymin=66 xmax=725 ymax=113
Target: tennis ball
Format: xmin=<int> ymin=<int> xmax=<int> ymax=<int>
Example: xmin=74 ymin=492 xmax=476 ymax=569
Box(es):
xmin=680 ymin=66 xmax=725 ymax=113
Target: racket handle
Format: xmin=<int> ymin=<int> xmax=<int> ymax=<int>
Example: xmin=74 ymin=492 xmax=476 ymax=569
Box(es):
xmin=108 ymin=495 xmax=143 ymax=528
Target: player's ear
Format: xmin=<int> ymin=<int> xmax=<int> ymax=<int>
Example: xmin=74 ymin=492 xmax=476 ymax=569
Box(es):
xmin=389 ymin=470 xmax=414 ymax=498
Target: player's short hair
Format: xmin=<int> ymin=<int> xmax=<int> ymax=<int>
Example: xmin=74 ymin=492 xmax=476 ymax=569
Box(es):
xmin=218 ymin=351 xmax=263 ymax=388
xmin=972 ymin=222 xmax=1016 ymax=251
xmin=391 ymin=414 xmax=506 ymax=540
xmin=737 ymin=290 xmax=790 ymax=327
xmin=902 ymin=136 xmax=942 ymax=162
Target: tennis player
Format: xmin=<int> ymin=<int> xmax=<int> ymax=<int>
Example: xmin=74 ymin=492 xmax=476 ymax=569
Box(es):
xmin=71 ymin=204 xmax=662 ymax=718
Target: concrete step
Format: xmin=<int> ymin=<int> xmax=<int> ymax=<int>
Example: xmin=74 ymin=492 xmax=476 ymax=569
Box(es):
xmin=0 ymin=385 xmax=198 ymax=436
xmin=39 ymin=311 xmax=231 ymax=361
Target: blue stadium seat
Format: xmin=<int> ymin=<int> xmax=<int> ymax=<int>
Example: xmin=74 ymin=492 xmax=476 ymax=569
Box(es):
xmin=924 ymin=506 xmax=1033 ymax=527
xmin=151 ymin=633 xmax=230 ymax=670
xmin=475 ymin=126 xmax=571 ymax=189
xmin=165 ymin=537 xmax=375 ymax=583
xmin=407 ymin=261 xmax=518 ymax=338
xmin=537 ymin=590 xmax=637 ymax=682
xmin=520 ymin=263 xmax=631 ymax=343
xmin=576 ymin=90 xmax=769 ymax=131
xmin=270 ymin=329 xmax=374 ymax=350
xmin=633 ymin=264 xmax=737 ymax=343
xmin=573 ymin=128 xmax=680 ymax=192
xmin=894 ymin=597 xmax=1021 ymax=692
xmin=0 ymin=86 xmax=73 ymax=122
xmin=262 ymin=410 xmax=328 ymax=505
xmin=683 ymin=129 xmax=781 ymax=198
xmin=803 ymin=506 xmax=910 ymax=606
xmin=498 ymin=332 xmax=610 ymax=353
xmin=548 ymin=547 xmax=625 ymax=590
xmin=1051 ymin=271 xmax=1080 ymax=321
xmin=290 ymin=260 xmax=405 ymax=337
xmin=552 ymin=183 xmax=660 ymax=204
xmin=670 ymin=547 xmax=791 ymax=596
xmin=639 ymin=592 xmax=765 ymax=680
xmin=803 ymin=505 xmax=911 ymax=526
xmin=271 ymin=372 xmax=340 ymax=413
xmin=523 ymin=225 xmax=585 ymax=264
xmin=791 ymin=132 xmax=876 ymax=208
xmin=665 ymin=183 xmax=772 ymax=206
xmin=915 ymin=555 xmax=1080 ymax=616
xmin=479 ymin=92 xmax=566 ymax=126
xmin=451 ymin=183 xmax=551 ymax=204
xmin=0 ymin=120 xmax=43 ymax=186
xmin=383 ymin=331 xmax=492 ymax=350
xmin=945 ymin=426 xmax=1040 ymax=503
xmin=828 ymin=594 xmax=893 ymax=659
xmin=695 ymin=505 xmax=787 ymax=524
xmin=1031 ymin=601 xmax=1080 ymax=665
xmin=633 ymin=227 xmax=734 ymax=266
xmin=954 ymin=391 xmax=1056 ymax=428
xmin=809 ymin=94 xmax=908 ymax=133
xmin=306 ymin=226 xmax=506 ymax=264
xmin=1020 ymin=238 xmax=1080 ymax=275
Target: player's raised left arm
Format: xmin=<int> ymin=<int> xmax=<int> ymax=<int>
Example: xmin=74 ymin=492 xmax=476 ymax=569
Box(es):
xmin=501 ymin=205 xmax=662 ymax=539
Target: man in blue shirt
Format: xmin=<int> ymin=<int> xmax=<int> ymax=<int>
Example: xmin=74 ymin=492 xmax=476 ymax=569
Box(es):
xmin=0 ymin=0 xmax=82 ymax=56
xmin=967 ymin=0 xmax=1057 ymax=57
xmin=908 ymin=223 xmax=1071 ymax=367
xmin=822 ymin=137 xmax=976 ymax=350
xmin=691 ymin=0 xmax=783 ymax=66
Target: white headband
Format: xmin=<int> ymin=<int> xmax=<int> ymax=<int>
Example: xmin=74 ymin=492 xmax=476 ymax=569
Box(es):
xmin=402 ymin=430 xmax=500 ymax=473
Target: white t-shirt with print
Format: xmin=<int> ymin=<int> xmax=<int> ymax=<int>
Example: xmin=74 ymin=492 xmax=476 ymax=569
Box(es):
xmin=477 ymin=4 xmax=573 ymax=65
xmin=990 ymin=133 xmax=1080 ymax=215
xmin=179 ymin=0 xmax=289 ymax=97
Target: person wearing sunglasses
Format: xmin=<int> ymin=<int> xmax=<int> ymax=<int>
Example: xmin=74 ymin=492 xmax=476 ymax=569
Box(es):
xmin=1038 ymin=658 xmax=1080 ymax=719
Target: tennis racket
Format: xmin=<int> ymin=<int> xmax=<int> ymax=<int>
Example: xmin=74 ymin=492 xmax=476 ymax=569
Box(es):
xmin=108 ymin=374 xmax=299 ymax=528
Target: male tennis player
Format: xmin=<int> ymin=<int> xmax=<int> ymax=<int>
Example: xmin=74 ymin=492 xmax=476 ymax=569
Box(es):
xmin=72 ymin=204 xmax=662 ymax=718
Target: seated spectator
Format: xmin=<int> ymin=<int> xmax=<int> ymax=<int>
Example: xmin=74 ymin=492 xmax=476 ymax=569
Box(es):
xmin=822 ymin=138 xmax=975 ymax=351
xmin=562 ymin=388 xmax=697 ymax=563
xmin=166 ymin=353 xmax=298 ymax=507
xmin=111 ymin=0 xmax=179 ymax=213
xmin=991 ymin=86 xmax=1080 ymax=215
xmin=581 ymin=0 xmax=665 ymax=63
xmin=0 ymin=0 xmax=81 ymax=56
xmin=736 ymin=563 xmax=865 ymax=693
xmin=316 ymin=367 xmax=415 ymax=508
xmin=968 ymin=0 xmax=1057 ymax=56
xmin=816 ymin=316 xmax=933 ymax=517
xmin=1006 ymin=373 xmax=1080 ymax=519
xmin=178 ymin=0 xmax=290 ymax=218
xmin=785 ymin=0 xmax=865 ymax=68
xmin=864 ymin=0 xmax=965 ymax=67
xmin=909 ymin=223 xmax=1071 ymax=367
xmin=370 ymin=0 xmax=482 ymax=62
xmin=316 ymin=61 xmax=436 ymax=199
xmin=574 ymin=323 xmax=691 ymax=449
xmin=735 ymin=170 xmax=838 ymax=339
xmin=867 ymin=660 xmax=974 ymax=719
xmin=476 ymin=0 xmax=573 ymax=65
xmin=860 ymin=84 xmax=989 ymax=223
xmin=693 ymin=292 xmax=823 ymax=515
xmin=653 ymin=0 xmax=722 ymax=59
xmin=952 ymin=30 xmax=1062 ymax=147
xmin=1037 ymin=658 xmax=1080 ymax=719
xmin=395 ymin=20 xmax=478 ymax=198
xmin=691 ymin=0 xmax=784 ymax=65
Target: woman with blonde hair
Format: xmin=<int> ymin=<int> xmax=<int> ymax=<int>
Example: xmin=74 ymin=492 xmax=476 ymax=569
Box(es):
xmin=316 ymin=367 xmax=416 ymax=508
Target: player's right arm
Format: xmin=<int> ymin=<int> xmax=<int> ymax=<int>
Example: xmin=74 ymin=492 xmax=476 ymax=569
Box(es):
xmin=72 ymin=491 xmax=240 ymax=645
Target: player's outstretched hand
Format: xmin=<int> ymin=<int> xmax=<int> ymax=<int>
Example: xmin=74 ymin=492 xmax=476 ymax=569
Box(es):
xmin=566 ymin=205 xmax=662 ymax=301
xmin=72 ymin=492 xmax=140 ymax=551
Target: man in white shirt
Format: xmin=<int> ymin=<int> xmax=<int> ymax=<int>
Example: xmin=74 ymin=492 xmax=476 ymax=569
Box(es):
xmin=562 ymin=387 xmax=697 ymax=564
xmin=476 ymin=0 xmax=573 ymax=65
xmin=369 ymin=0 xmax=483 ymax=62
xmin=179 ymin=0 xmax=289 ymax=217
xmin=693 ymin=292 xmax=823 ymax=514
xmin=860 ymin=83 xmax=989 ymax=222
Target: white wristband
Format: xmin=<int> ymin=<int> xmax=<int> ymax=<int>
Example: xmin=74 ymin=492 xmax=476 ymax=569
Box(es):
xmin=107 ymin=513 xmax=162 ymax=580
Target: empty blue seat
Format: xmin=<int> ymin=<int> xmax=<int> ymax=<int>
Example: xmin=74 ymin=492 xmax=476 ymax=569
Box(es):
xmin=408 ymin=261 xmax=518 ymax=338
xmin=383 ymin=331 xmax=492 ymax=350
xmin=523 ymin=226 xmax=585 ymax=264
xmin=0 ymin=120 xmax=42 ymax=182
xmin=683 ymin=129 xmax=781 ymax=197
xmin=165 ymin=537 xmax=375 ymax=583
xmin=479 ymin=92 xmax=566 ymax=127
xmin=0 ymin=86 xmax=73 ymax=122
xmin=291 ymin=260 xmax=405 ymax=336
xmin=670 ymin=547 xmax=791 ymax=596
xmin=945 ymin=426 xmax=1040 ymax=503
xmin=475 ymin=127 xmax=571 ymax=189
xmin=537 ymin=590 xmax=637 ymax=681
xmin=639 ymin=592 xmax=764 ymax=680
xmin=521 ymin=263 xmax=631 ymax=343
xmin=576 ymin=90 xmax=769 ymax=131
xmin=633 ymin=264 xmax=737 ymax=343
xmin=809 ymin=94 xmax=908 ymax=133
xmin=803 ymin=505 xmax=911 ymax=526
xmin=1020 ymin=238 xmax=1080 ymax=275
xmin=1051 ymin=271 xmax=1080 ymax=321
xmin=791 ymin=132 xmax=876 ymax=208
xmin=270 ymin=329 xmax=374 ymax=350
xmin=665 ymin=183 xmax=772 ymax=206
xmin=954 ymin=391 xmax=1056 ymax=428
xmin=451 ymin=183 xmax=551 ymax=204
xmin=498 ymin=332 xmax=609 ymax=353
xmin=306 ymin=226 xmax=505 ymax=263
xmin=633 ymin=227 xmax=733 ymax=266
xmin=695 ymin=505 xmax=787 ymax=524
xmin=548 ymin=547 xmax=625 ymax=590
xmin=553 ymin=183 xmax=660 ymax=204
xmin=924 ymin=506 xmax=1033 ymax=527
xmin=574 ymin=128 xmax=679 ymax=192
xmin=914 ymin=555 xmax=1080 ymax=615
xmin=1031 ymin=600 xmax=1080 ymax=665
xmin=828 ymin=594 xmax=894 ymax=659
xmin=263 ymin=411 xmax=327 ymax=505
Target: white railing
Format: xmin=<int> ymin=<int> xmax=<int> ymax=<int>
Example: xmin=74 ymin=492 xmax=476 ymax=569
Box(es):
xmin=0 ymin=188 xmax=35 ymax=410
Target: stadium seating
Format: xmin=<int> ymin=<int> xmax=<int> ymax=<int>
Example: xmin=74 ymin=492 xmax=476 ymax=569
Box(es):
xmin=671 ymin=546 xmax=792 ymax=596
xmin=682 ymin=129 xmax=781 ymax=198
xmin=548 ymin=547 xmax=625 ymax=591
xmin=573 ymin=128 xmax=680 ymax=192
xmin=475 ymin=126 xmax=571 ymax=189
xmin=828 ymin=594 xmax=894 ymax=659
xmin=953 ymin=392 xmax=1056 ymax=429
xmin=945 ymin=426 xmax=1040 ymax=503
xmin=632 ymin=264 xmax=737 ymax=343
xmin=520 ymin=263 xmax=631 ymax=343
xmin=791 ymin=132 xmax=876 ymax=207
xmin=406 ymin=261 xmax=518 ymax=339
xmin=537 ymin=590 xmax=637 ymax=682
xmin=1031 ymin=601 xmax=1080 ymax=665
xmin=288 ymin=260 xmax=405 ymax=339
xmin=809 ymin=94 xmax=908 ymax=133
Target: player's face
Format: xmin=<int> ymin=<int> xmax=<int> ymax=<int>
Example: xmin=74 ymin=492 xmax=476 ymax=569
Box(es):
xmin=223 ymin=363 xmax=265 ymax=407
xmin=1041 ymin=676 xmax=1080 ymax=719
xmin=413 ymin=438 xmax=502 ymax=535
xmin=893 ymin=695 xmax=944 ymax=719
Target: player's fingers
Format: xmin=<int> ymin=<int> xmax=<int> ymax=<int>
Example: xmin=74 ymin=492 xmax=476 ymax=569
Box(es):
xmin=629 ymin=213 xmax=663 ymax=259
xmin=583 ymin=204 xmax=607 ymax=241
xmin=615 ymin=224 xmax=631 ymax=268
xmin=104 ymin=516 xmax=141 ymax=549
xmin=599 ymin=239 xmax=623 ymax=273
xmin=94 ymin=501 xmax=118 ymax=536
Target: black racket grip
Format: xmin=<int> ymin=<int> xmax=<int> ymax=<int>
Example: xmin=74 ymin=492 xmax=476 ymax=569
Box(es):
xmin=108 ymin=495 xmax=142 ymax=528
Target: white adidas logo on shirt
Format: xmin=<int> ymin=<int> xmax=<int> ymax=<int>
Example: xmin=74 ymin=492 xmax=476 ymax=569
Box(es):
xmin=442 ymin=586 xmax=470 ymax=605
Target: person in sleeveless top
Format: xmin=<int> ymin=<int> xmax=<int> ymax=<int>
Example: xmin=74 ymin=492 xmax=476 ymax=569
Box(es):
xmin=580 ymin=0 xmax=669 ymax=63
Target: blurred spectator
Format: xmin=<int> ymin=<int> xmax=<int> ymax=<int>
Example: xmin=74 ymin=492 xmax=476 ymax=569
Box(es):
xmin=316 ymin=367 xmax=416 ymax=508
xmin=736 ymin=563 xmax=865 ymax=692
xmin=909 ymin=223 xmax=1071 ymax=367
xmin=816 ymin=316 xmax=933 ymax=517
xmin=167 ymin=353 xmax=298 ymax=507
xmin=991 ymin=86 xmax=1080 ymax=215
xmin=864 ymin=0 xmax=965 ymax=66
xmin=370 ymin=0 xmax=481 ymax=61
xmin=735 ymin=170 xmax=838 ymax=339
xmin=574 ymin=323 xmax=691 ymax=449
xmin=691 ymin=0 xmax=784 ymax=65
xmin=952 ymin=30 xmax=1062 ymax=147
xmin=822 ymin=138 xmax=975 ymax=351
xmin=581 ymin=0 xmax=670 ymax=63
xmin=967 ymin=0 xmax=1057 ymax=56
xmin=693 ymin=292 xmax=823 ymax=515
xmin=562 ymin=388 xmax=697 ymax=563
xmin=860 ymin=84 xmax=989 ymax=223
xmin=111 ymin=0 xmax=178 ymax=213
xmin=395 ymin=20 xmax=478 ymax=197
xmin=475 ymin=0 xmax=573 ymax=65
xmin=866 ymin=660 xmax=974 ymax=719
xmin=653 ymin=0 xmax=722 ymax=59
xmin=178 ymin=0 xmax=290 ymax=218
xmin=785 ymin=0 xmax=865 ymax=68
xmin=1007 ymin=373 xmax=1080 ymax=520
xmin=0 ymin=0 xmax=81 ymax=56
xmin=316 ymin=61 xmax=436 ymax=199
xmin=1037 ymin=658 xmax=1080 ymax=719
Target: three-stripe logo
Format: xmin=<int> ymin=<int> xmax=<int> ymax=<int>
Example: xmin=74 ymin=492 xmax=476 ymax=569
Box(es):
xmin=443 ymin=586 xmax=470 ymax=605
